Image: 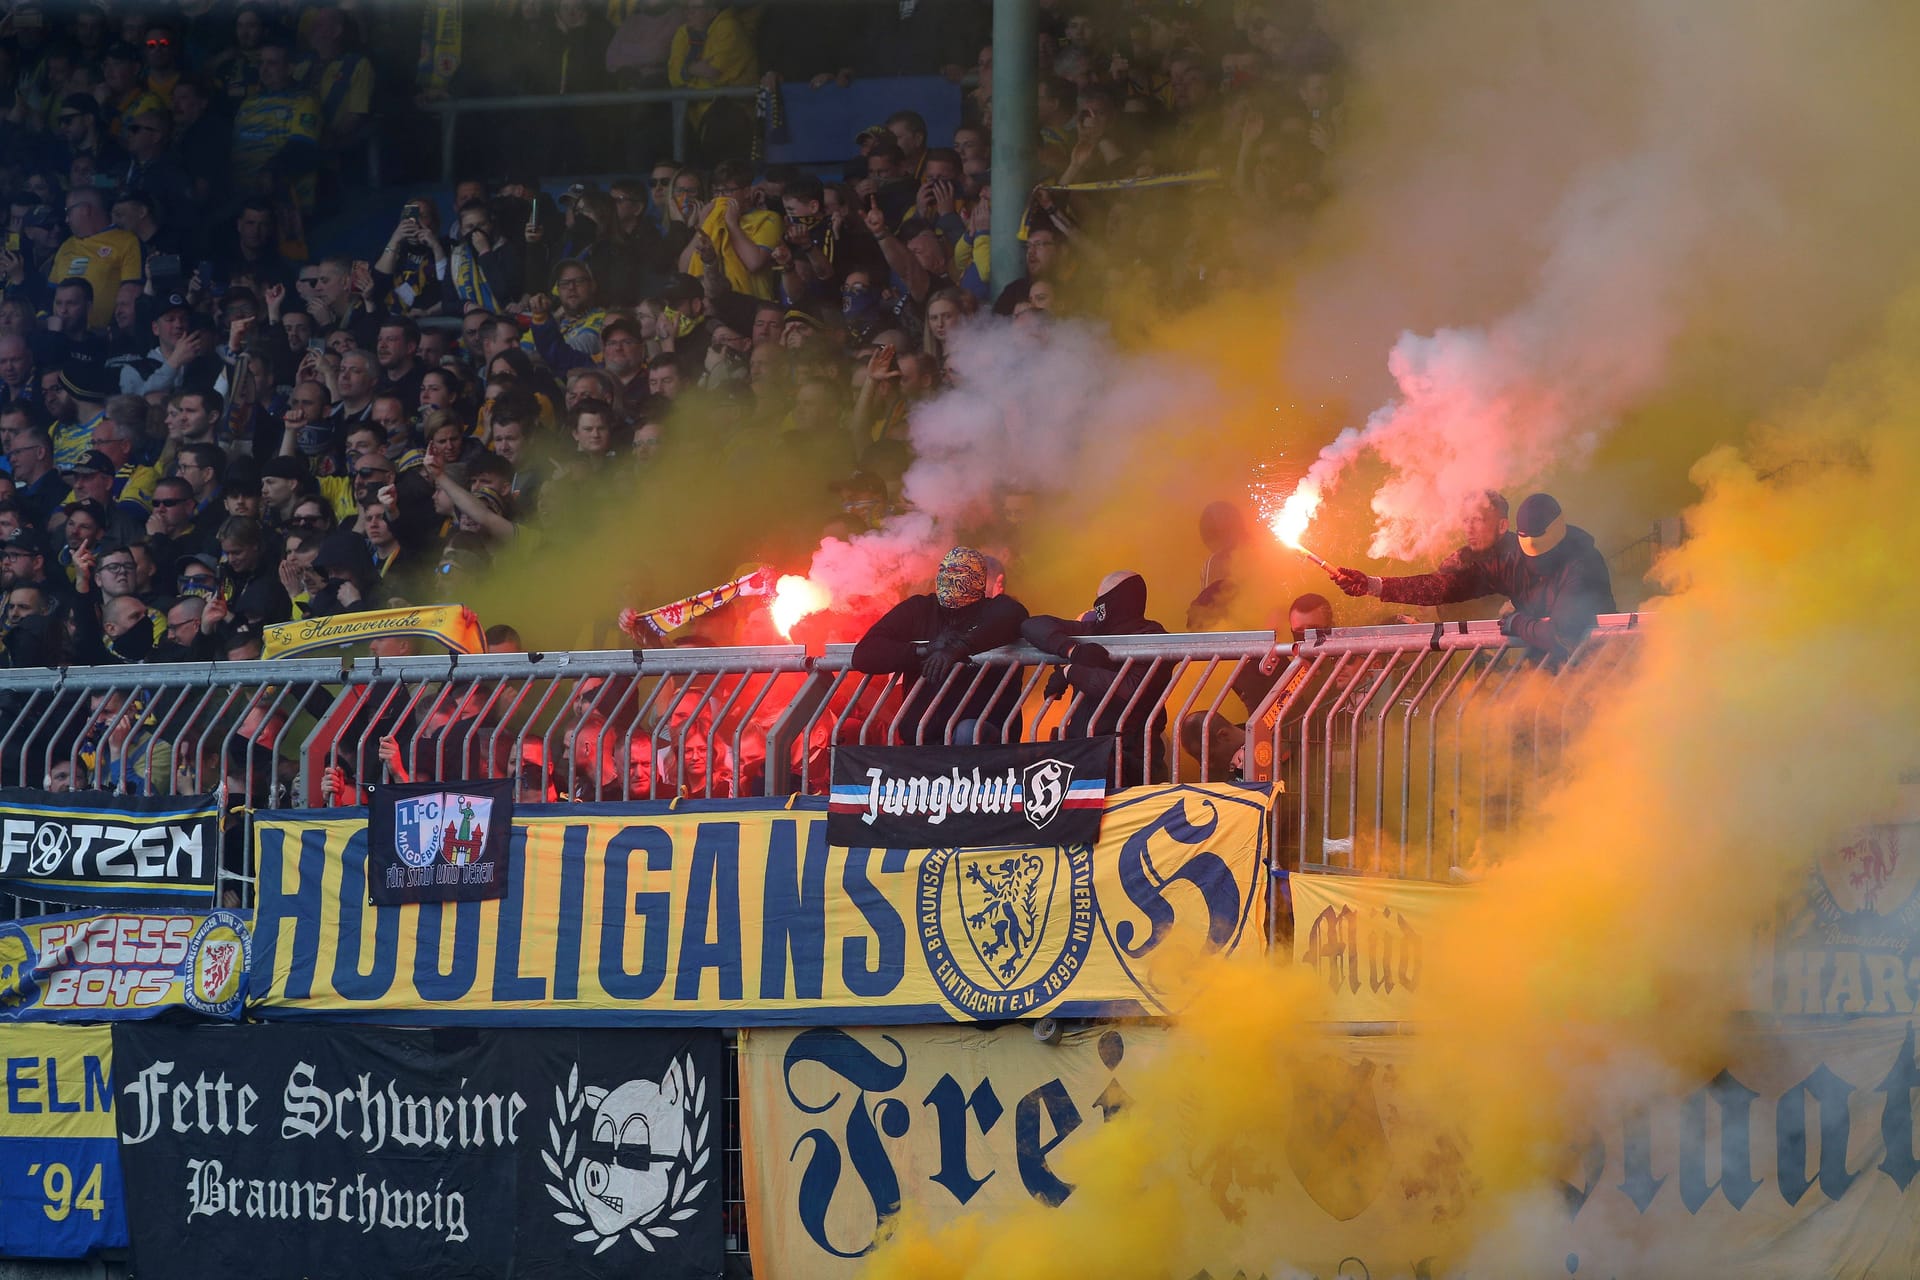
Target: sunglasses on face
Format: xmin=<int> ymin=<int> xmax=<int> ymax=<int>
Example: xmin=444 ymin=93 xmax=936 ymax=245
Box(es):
xmin=291 ymin=515 xmax=325 ymax=527
xmin=153 ymin=496 xmax=191 ymax=507
xmin=352 ymin=469 xmax=391 ymax=481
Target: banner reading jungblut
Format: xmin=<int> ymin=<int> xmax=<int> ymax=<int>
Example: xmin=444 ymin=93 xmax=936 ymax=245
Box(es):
xmin=827 ymin=739 xmax=1114 ymax=848
xmin=113 ymin=1023 xmax=725 ymax=1280
xmin=250 ymin=784 xmax=1269 ymax=1024
xmin=0 ymin=1024 xmax=126 ymax=1259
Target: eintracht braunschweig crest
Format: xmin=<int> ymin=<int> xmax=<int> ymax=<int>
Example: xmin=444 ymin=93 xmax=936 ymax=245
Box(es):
xmin=542 ymin=1053 xmax=711 ymax=1256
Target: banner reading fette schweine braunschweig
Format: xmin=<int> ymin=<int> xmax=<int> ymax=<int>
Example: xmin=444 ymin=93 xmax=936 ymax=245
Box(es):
xmin=249 ymin=784 xmax=1269 ymax=1024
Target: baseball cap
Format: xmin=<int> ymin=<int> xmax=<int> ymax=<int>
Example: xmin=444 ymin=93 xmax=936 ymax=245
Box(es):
xmin=176 ymin=551 xmax=219 ymax=576
xmin=66 ymin=450 xmax=116 ymax=477
xmin=58 ymin=363 xmax=117 ymax=402
xmin=0 ymin=528 xmax=49 ymax=560
xmin=59 ymin=93 xmax=102 ymax=119
xmin=155 ymin=291 xmax=192 ymax=320
xmin=259 ymin=456 xmax=308 ymax=481
xmin=855 ymin=124 xmax=890 ymax=145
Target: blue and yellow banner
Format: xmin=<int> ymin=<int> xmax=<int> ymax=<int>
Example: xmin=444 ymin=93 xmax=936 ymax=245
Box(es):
xmin=249 ymin=784 xmax=1270 ymax=1025
xmin=0 ymin=1024 xmax=126 ymax=1258
xmin=0 ymin=910 xmax=250 ymax=1022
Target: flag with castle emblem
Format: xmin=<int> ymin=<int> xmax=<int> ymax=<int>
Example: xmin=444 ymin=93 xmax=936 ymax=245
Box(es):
xmin=367 ymin=779 xmax=513 ymax=905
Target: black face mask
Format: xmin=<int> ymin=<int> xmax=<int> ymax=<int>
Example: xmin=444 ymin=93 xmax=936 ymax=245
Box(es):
xmin=1090 ymin=574 xmax=1147 ymax=629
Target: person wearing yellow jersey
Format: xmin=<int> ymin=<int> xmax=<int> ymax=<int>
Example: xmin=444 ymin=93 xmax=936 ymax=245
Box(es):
xmin=100 ymin=43 xmax=166 ymax=142
xmin=679 ymin=160 xmax=783 ymax=299
xmin=231 ymin=39 xmax=322 ymax=212
xmin=295 ymin=6 xmax=374 ymax=156
xmin=48 ymin=189 xmax=142 ymax=332
xmin=667 ymin=2 xmax=758 ymax=160
xmin=140 ymin=22 xmax=185 ymax=106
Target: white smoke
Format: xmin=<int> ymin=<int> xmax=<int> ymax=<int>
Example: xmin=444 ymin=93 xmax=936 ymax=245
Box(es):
xmin=1290 ymin=0 xmax=1920 ymax=561
xmin=799 ymin=318 xmax=1198 ymax=609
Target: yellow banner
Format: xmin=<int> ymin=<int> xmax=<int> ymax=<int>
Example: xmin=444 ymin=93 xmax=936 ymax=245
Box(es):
xmin=741 ymin=1019 xmax=1920 ymax=1280
xmin=741 ymin=1022 xmax=1170 ymax=1279
xmin=1291 ymin=872 xmax=1459 ymax=1022
xmin=262 ymin=604 xmax=483 ymax=658
xmin=0 ymin=1025 xmax=115 ymax=1140
xmin=249 ymin=784 xmax=1270 ymax=1024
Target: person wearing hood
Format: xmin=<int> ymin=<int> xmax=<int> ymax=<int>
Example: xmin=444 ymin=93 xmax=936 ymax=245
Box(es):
xmin=1331 ymin=490 xmax=1524 ymax=616
xmin=1499 ymin=492 xmax=1616 ymax=668
xmin=852 ymin=546 xmax=1029 ymax=745
xmin=1022 ymin=570 xmax=1173 ymax=786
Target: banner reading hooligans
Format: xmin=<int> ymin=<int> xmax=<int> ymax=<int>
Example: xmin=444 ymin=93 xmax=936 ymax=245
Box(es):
xmin=367 ymin=779 xmax=513 ymax=905
xmin=0 ymin=1025 xmax=126 ymax=1259
xmin=741 ymin=1022 xmax=1169 ymax=1279
xmin=113 ymin=1023 xmax=724 ymax=1280
xmin=0 ymin=789 xmax=220 ymax=906
xmin=0 ymin=909 xmax=249 ymax=1021
xmin=250 ymin=784 xmax=1268 ymax=1024
xmin=829 ymin=739 xmax=1113 ymax=848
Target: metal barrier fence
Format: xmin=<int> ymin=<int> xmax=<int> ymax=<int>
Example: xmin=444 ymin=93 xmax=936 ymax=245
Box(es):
xmin=0 ymin=618 xmax=1644 ymax=917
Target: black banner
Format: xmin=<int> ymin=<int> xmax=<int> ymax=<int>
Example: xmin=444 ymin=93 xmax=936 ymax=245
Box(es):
xmin=828 ymin=738 xmax=1114 ymax=848
xmin=0 ymin=789 xmax=219 ymax=907
xmin=366 ymin=779 xmax=513 ymax=904
xmin=113 ymin=1023 xmax=725 ymax=1280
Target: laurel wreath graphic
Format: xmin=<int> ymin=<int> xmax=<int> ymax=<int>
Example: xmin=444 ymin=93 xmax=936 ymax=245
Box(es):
xmin=542 ymin=1056 xmax=711 ymax=1255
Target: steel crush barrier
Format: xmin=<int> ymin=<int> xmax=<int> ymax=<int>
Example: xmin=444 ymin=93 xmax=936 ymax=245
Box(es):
xmin=0 ymin=617 xmax=1644 ymax=920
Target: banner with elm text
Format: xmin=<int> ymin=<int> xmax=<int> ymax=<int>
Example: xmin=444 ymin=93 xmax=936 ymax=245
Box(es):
xmin=249 ymin=784 xmax=1269 ymax=1025
xmin=1290 ymin=873 xmax=1461 ymax=1023
xmin=0 ymin=909 xmax=250 ymax=1022
xmin=740 ymin=1019 xmax=1920 ymax=1280
xmin=0 ymin=789 xmax=220 ymax=907
xmin=0 ymin=1024 xmax=126 ymax=1259
xmin=112 ymin=1023 xmax=725 ymax=1280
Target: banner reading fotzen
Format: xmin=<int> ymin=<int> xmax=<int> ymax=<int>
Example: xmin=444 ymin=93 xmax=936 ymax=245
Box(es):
xmin=0 ymin=789 xmax=220 ymax=906
xmin=250 ymin=784 xmax=1268 ymax=1024
xmin=0 ymin=1024 xmax=126 ymax=1259
xmin=828 ymin=739 xmax=1114 ymax=848
xmin=113 ymin=1023 xmax=725 ymax=1280
xmin=0 ymin=909 xmax=249 ymax=1021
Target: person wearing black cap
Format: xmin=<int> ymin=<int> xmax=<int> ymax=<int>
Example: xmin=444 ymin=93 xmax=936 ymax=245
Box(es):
xmin=0 ymin=528 xmax=61 ymax=600
xmin=63 ymin=451 xmax=144 ymax=543
xmin=1023 ymin=570 xmax=1174 ymax=786
xmin=1332 ymin=490 xmax=1524 ymax=614
xmin=53 ymin=93 xmax=127 ymax=177
xmin=120 ymin=293 xmax=214 ymax=396
xmin=118 ymin=110 xmax=197 ymax=235
xmin=1501 ymin=492 xmax=1615 ymax=668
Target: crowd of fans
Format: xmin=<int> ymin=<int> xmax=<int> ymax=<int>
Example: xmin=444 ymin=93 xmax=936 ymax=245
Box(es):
xmin=0 ymin=0 xmax=1363 ymax=814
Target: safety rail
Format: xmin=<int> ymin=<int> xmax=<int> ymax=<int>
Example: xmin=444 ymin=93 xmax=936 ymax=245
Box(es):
xmin=419 ymin=86 xmax=761 ymax=182
xmin=0 ymin=617 xmax=1644 ymax=918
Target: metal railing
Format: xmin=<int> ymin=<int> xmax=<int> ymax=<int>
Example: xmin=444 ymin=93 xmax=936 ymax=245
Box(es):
xmin=419 ymin=86 xmax=760 ymax=182
xmin=0 ymin=618 xmax=1645 ymax=917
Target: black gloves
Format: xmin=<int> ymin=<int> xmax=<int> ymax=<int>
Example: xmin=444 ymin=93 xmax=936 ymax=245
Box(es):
xmin=920 ymin=637 xmax=970 ymax=684
xmin=1043 ymin=669 xmax=1069 ymax=701
xmin=1331 ymin=567 xmax=1378 ymax=598
xmin=1067 ymin=640 xmax=1112 ymax=668
xmin=1499 ymin=610 xmax=1539 ymax=638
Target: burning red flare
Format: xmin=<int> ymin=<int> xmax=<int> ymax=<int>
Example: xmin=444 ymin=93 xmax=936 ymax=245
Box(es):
xmin=771 ymin=575 xmax=832 ymax=639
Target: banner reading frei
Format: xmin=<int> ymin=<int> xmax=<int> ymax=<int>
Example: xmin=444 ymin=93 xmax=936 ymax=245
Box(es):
xmin=0 ymin=789 xmax=221 ymax=906
xmin=740 ymin=1022 xmax=1169 ymax=1280
xmin=0 ymin=1024 xmax=126 ymax=1259
xmin=112 ymin=1023 xmax=726 ymax=1280
xmin=250 ymin=784 xmax=1270 ymax=1024
xmin=742 ymin=1019 xmax=1920 ymax=1280
xmin=0 ymin=909 xmax=250 ymax=1021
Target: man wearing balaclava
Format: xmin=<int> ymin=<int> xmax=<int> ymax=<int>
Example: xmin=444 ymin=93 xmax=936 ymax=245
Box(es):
xmin=1499 ymin=492 xmax=1615 ymax=668
xmin=851 ymin=546 xmax=1029 ymax=744
xmin=1023 ymin=570 xmax=1172 ymax=785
